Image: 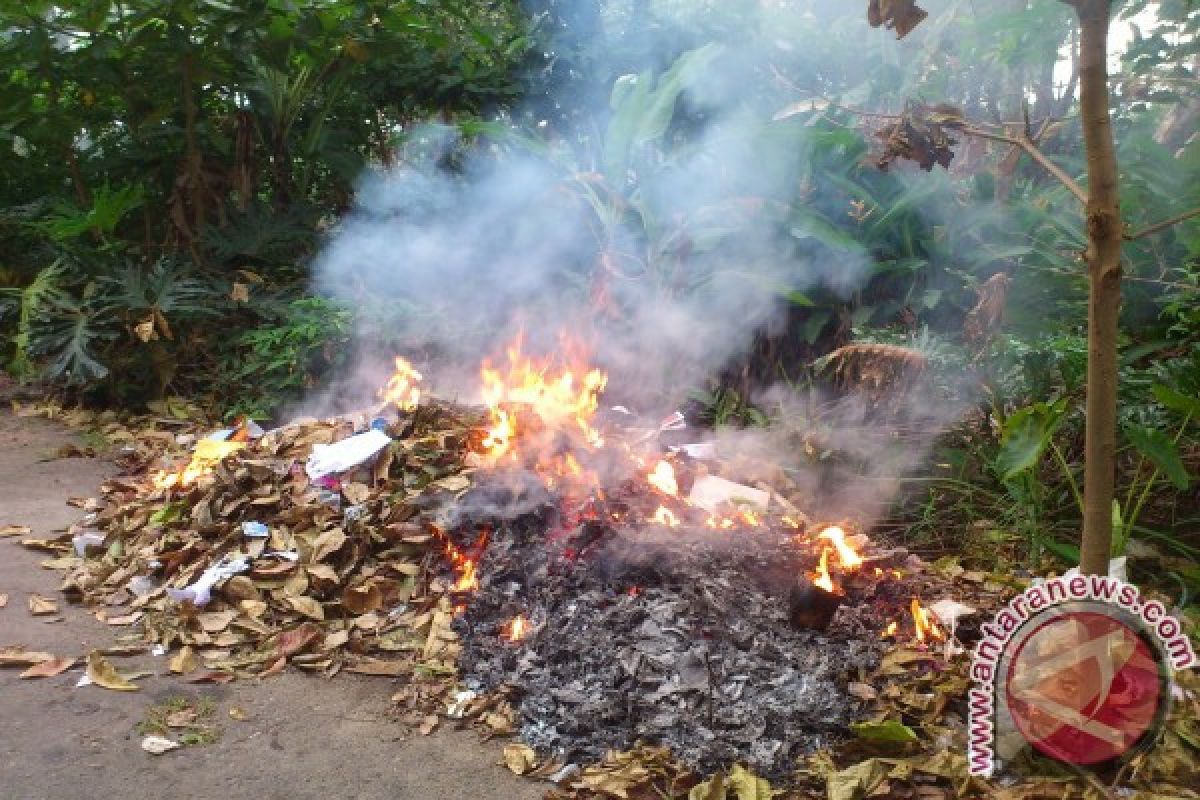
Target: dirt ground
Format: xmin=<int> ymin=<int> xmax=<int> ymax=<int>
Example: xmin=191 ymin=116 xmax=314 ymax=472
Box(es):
xmin=0 ymin=410 xmax=544 ymax=800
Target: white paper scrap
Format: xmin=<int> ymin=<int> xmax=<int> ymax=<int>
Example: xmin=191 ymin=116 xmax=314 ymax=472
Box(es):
xmin=687 ymin=475 xmax=769 ymax=513
xmin=305 ymin=429 xmax=392 ymax=480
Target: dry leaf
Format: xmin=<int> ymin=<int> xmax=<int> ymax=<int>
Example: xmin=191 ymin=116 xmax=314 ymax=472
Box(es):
xmin=86 ymin=650 xmax=139 ymax=691
xmin=19 ymin=656 xmax=76 ymax=678
xmin=196 ymin=610 xmax=238 ymax=632
xmin=0 ymin=593 xmax=8 ymax=608
xmin=28 ymin=594 xmax=58 ymax=616
xmin=230 ymin=282 xmax=250 ymax=303
xmin=0 ymin=646 xmax=55 ymax=666
xmin=311 ymin=528 xmax=347 ymax=563
xmin=419 ymin=714 xmax=439 ymax=735
xmin=285 ymin=596 xmax=324 ymax=620
xmin=275 ymin=623 xmax=322 ymax=658
xmin=165 ymin=709 xmax=198 ymax=728
xmin=504 ymin=743 xmax=538 ymax=775
xmin=0 ymin=525 xmax=32 ymax=538
xmin=229 ymin=706 xmax=250 ymax=721
xmin=169 ymin=646 xmax=198 ymax=675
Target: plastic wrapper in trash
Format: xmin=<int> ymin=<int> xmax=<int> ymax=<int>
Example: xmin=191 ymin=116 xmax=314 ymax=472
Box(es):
xmin=241 ymin=521 xmax=269 ymax=539
xmin=72 ymin=531 xmax=106 ymax=556
xmin=166 ymin=555 xmax=250 ymax=607
xmin=305 ymin=429 xmax=392 ymax=480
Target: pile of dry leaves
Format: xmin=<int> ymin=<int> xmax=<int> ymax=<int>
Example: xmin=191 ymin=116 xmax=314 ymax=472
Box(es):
xmin=11 ymin=399 xmax=480 ymax=685
xmin=5 ymin=399 xmax=1199 ymax=800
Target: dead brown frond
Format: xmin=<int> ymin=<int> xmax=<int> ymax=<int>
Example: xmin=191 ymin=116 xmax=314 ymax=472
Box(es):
xmin=874 ymin=104 xmax=962 ymax=172
xmin=820 ymin=343 xmax=928 ymax=406
xmin=867 ymin=0 xmax=929 ymax=40
xmin=963 ymin=273 xmax=1012 ymax=346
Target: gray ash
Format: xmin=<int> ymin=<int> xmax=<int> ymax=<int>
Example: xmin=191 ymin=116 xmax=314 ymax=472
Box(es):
xmin=448 ymin=481 xmax=899 ymax=777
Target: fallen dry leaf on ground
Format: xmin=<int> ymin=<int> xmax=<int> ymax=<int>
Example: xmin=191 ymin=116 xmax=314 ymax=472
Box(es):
xmin=27 ymin=594 xmax=58 ymax=615
xmin=503 ymin=743 xmax=538 ymax=775
xmin=169 ymin=646 xmax=198 ymax=674
xmin=0 ymin=646 xmax=55 ymax=666
xmin=0 ymin=593 xmax=8 ymax=608
xmin=0 ymin=525 xmax=32 ymax=538
xmin=86 ymin=650 xmax=139 ymax=691
xmin=19 ymin=656 xmax=76 ymax=678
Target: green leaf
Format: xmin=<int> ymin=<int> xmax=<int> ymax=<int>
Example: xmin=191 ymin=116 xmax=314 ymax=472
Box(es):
xmin=1124 ymin=424 xmax=1191 ymax=490
xmin=1152 ymin=384 xmax=1200 ymax=420
xmin=782 ymin=289 xmax=814 ymax=307
xmin=851 ymin=719 xmax=919 ymax=744
xmin=996 ymin=400 xmax=1067 ymax=482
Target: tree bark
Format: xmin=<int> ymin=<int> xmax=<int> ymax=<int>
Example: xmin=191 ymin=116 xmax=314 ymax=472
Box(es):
xmin=1067 ymin=0 xmax=1123 ymax=576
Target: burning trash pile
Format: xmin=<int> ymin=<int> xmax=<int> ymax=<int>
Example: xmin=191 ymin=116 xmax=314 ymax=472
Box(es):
xmin=23 ymin=338 xmax=956 ymax=776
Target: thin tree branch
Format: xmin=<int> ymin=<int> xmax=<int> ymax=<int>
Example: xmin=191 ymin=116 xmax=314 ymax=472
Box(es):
xmin=823 ymin=99 xmax=1090 ymax=205
xmin=1125 ymin=207 xmax=1200 ymax=240
xmin=957 ymin=125 xmax=1089 ymax=205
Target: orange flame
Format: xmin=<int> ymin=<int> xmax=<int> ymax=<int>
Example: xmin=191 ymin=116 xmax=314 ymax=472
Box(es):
xmin=817 ymin=526 xmax=863 ymax=570
xmin=479 ymin=335 xmax=607 ymax=466
xmin=881 ymin=621 xmax=899 ymax=639
xmin=811 ymin=549 xmax=835 ymax=593
xmin=507 ymin=614 xmax=528 ymax=641
xmin=647 ymin=460 xmax=679 ymax=496
xmin=151 ymin=439 xmax=244 ymax=490
xmin=455 ymin=560 xmax=478 ymax=591
xmin=652 ymin=506 xmax=681 ymax=527
xmin=911 ymin=597 xmax=945 ymax=643
xmin=379 ymin=357 xmax=423 ymax=411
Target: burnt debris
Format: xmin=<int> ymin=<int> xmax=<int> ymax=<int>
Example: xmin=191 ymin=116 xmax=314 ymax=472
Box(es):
xmin=447 ymin=480 xmax=895 ymax=777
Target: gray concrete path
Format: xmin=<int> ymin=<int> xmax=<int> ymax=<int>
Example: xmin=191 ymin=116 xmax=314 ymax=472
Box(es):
xmin=0 ymin=410 xmax=542 ymax=800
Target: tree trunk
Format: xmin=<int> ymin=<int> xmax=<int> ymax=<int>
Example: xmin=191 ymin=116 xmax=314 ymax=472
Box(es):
xmin=1068 ymin=0 xmax=1123 ymax=576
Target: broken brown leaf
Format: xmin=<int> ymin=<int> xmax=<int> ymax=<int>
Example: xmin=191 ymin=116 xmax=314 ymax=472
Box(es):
xmin=867 ymin=0 xmax=927 ymax=39
xmin=285 ymin=595 xmax=325 ymax=620
xmin=28 ymin=594 xmax=58 ymax=616
xmin=0 ymin=593 xmax=8 ymax=608
xmin=19 ymin=656 xmax=76 ymax=678
xmin=86 ymin=650 xmax=139 ymax=691
xmin=418 ymin=714 xmax=439 ymax=736
xmin=0 ymin=525 xmax=32 ymax=538
xmin=503 ymin=743 xmax=538 ymax=775
xmin=274 ymin=623 xmax=322 ymax=658
xmin=169 ymin=645 xmax=198 ymax=674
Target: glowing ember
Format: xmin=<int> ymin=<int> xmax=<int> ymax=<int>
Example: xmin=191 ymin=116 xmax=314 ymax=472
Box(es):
xmin=911 ymin=597 xmax=945 ymax=643
xmin=739 ymin=509 xmax=761 ymax=527
xmin=647 ymin=460 xmax=679 ymax=496
xmin=811 ymin=549 xmax=835 ymax=593
xmin=479 ymin=335 xmax=607 ymax=465
xmin=705 ymin=515 xmax=736 ymax=530
xmin=379 ymin=356 xmax=423 ymax=411
xmin=817 ymin=526 xmax=863 ymax=570
xmin=882 ymin=621 xmax=898 ymax=638
xmin=652 ymin=506 xmax=681 ymax=527
xmin=507 ymin=614 xmax=528 ymax=641
xmin=151 ymin=439 xmax=244 ymax=490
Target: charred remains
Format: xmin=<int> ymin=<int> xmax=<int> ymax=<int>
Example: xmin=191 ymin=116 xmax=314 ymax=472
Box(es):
xmin=447 ymin=479 xmax=912 ymax=776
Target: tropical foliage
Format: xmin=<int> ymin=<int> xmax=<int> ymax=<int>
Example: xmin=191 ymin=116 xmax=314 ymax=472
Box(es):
xmin=1 ymin=0 xmax=1197 ymax=580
